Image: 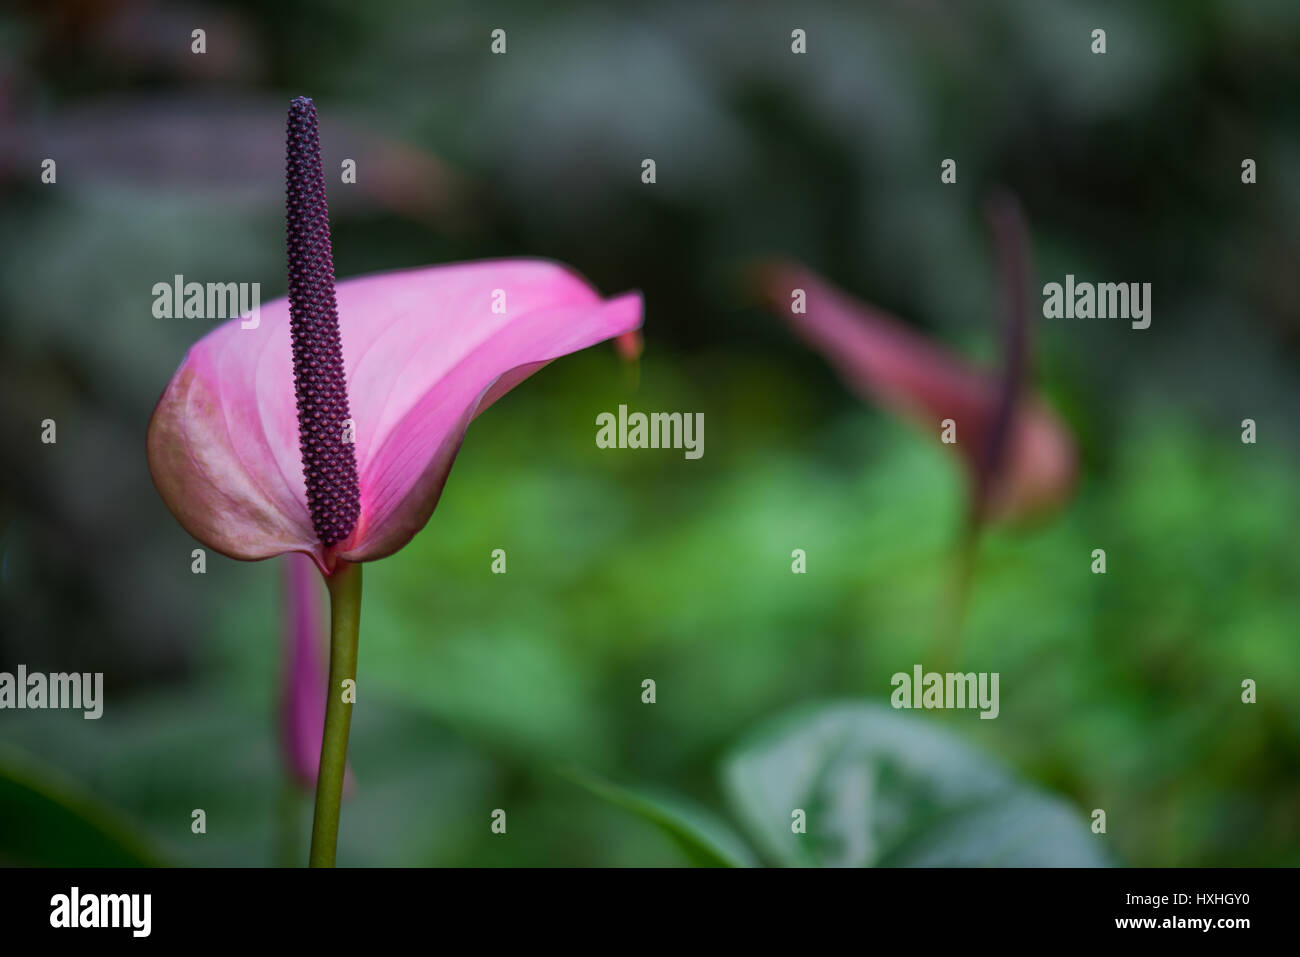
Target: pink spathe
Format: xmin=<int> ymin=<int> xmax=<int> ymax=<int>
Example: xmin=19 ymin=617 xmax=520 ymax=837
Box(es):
xmin=148 ymin=259 xmax=642 ymax=572
xmin=762 ymin=261 xmax=1075 ymax=522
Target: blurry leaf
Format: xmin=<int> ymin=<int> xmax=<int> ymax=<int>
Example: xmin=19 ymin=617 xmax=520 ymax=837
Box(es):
xmin=567 ymin=769 xmax=757 ymax=868
xmin=874 ymin=791 xmax=1104 ymax=867
xmin=0 ymin=745 xmax=162 ymax=866
xmin=722 ymin=702 xmax=1108 ymax=867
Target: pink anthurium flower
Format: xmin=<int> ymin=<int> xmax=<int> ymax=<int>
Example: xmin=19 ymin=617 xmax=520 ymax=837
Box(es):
xmin=146 ymin=97 xmax=642 ymax=866
xmin=758 ymin=198 xmax=1075 ymax=667
xmin=149 ymin=255 xmax=639 ymax=572
xmin=756 ymin=205 xmax=1075 ymax=524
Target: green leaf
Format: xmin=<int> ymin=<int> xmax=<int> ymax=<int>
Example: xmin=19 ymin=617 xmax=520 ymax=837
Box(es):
xmin=0 ymin=745 xmax=163 ymax=866
xmin=873 ymin=791 xmax=1104 ymax=867
xmin=722 ymin=702 xmax=1109 ymax=867
xmin=567 ymin=769 xmax=759 ymax=867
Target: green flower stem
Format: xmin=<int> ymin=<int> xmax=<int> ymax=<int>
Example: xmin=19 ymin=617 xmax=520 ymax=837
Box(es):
xmin=309 ymin=559 xmax=362 ymax=867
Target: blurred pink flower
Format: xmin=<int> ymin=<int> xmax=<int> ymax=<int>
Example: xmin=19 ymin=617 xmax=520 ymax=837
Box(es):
xmin=282 ymin=553 xmax=330 ymax=789
xmin=758 ymin=258 xmax=1076 ymax=523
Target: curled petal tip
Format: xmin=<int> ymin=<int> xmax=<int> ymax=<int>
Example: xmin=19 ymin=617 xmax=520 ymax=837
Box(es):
xmin=615 ymin=328 xmax=644 ymax=363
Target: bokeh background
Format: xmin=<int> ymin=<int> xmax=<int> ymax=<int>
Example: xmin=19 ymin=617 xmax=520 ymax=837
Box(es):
xmin=1 ymin=0 xmax=1298 ymax=866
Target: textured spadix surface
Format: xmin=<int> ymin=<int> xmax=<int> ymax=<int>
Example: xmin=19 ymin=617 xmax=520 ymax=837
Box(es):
xmin=283 ymin=96 xmax=361 ymax=549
